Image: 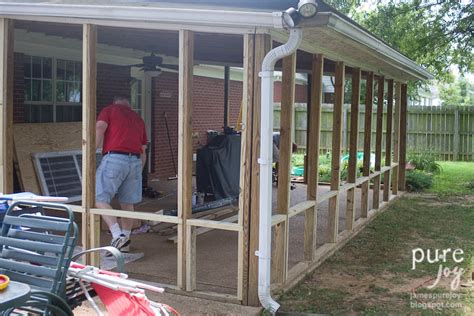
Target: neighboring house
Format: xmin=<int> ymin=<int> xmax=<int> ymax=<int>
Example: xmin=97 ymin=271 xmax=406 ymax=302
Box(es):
xmin=409 ymin=83 xmax=441 ymax=106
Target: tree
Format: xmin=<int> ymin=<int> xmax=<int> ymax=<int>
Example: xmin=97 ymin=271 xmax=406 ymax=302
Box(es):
xmin=325 ymin=0 xmax=473 ymax=82
xmin=439 ymin=74 xmax=474 ymax=106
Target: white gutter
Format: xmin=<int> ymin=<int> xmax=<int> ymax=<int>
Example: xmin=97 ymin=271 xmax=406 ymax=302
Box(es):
xmin=0 ymin=2 xmax=284 ymax=30
xmin=257 ymin=27 xmax=302 ymax=314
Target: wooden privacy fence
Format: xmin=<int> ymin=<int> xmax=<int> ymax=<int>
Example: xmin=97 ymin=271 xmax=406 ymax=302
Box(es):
xmin=274 ymin=104 xmax=474 ymax=161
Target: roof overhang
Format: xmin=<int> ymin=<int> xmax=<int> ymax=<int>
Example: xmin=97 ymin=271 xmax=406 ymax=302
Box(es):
xmin=0 ymin=1 xmax=433 ymax=81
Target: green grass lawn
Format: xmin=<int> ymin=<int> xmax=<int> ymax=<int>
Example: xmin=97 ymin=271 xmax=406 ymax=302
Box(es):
xmin=429 ymin=161 xmax=474 ymax=196
xmin=278 ymin=161 xmax=474 ymax=315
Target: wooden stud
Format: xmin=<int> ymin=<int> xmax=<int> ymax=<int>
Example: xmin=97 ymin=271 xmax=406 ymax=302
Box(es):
xmin=383 ymin=80 xmax=394 ymax=201
xmin=0 ymin=18 xmax=14 ymax=194
xmin=238 ymin=33 xmax=255 ymax=304
xmin=346 ymin=68 xmax=360 ymax=230
xmin=304 ymin=54 xmax=323 ymax=260
xmin=247 ymin=33 xmax=271 ymax=307
xmin=81 ymin=24 xmax=97 ymax=265
xmin=272 ymin=53 xmax=296 ymax=283
xmin=327 ymin=61 xmax=344 ymax=243
xmin=372 ymin=76 xmax=384 ymax=209
xmin=361 ymin=72 xmax=374 ymax=217
xmin=178 ymin=29 xmax=194 ymax=290
xmin=224 ymin=65 xmax=230 ymax=127
xmin=398 ymin=83 xmax=408 ymax=191
xmin=392 ymin=82 xmax=401 ymax=195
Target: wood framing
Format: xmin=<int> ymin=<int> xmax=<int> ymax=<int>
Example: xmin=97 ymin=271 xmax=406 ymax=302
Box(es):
xmin=346 ymin=68 xmax=361 ymax=230
xmin=178 ymin=29 xmax=194 ymax=290
xmin=327 ymin=61 xmax=344 ymax=243
xmin=81 ymin=24 xmax=97 ymax=265
xmin=398 ymin=84 xmax=408 ymax=191
xmin=361 ymin=72 xmax=374 ymax=217
xmin=247 ymin=33 xmax=271 ymax=306
xmin=304 ymin=54 xmax=323 ymax=260
xmin=383 ymin=79 xmax=394 ymax=201
xmin=372 ymin=76 xmax=385 ymax=209
xmin=0 ymin=18 xmax=14 ymax=194
xmin=272 ymin=52 xmax=296 ymax=283
xmin=392 ymin=82 xmax=401 ymax=195
xmin=238 ymin=33 xmax=255 ymax=304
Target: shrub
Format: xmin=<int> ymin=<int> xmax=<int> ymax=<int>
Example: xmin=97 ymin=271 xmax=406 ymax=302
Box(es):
xmin=291 ymin=153 xmax=305 ymax=167
xmin=408 ymin=152 xmax=441 ymax=174
xmin=406 ymin=170 xmax=433 ymax=192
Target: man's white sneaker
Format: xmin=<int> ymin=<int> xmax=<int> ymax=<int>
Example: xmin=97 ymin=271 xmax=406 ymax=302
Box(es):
xmin=110 ymin=234 xmax=131 ymax=252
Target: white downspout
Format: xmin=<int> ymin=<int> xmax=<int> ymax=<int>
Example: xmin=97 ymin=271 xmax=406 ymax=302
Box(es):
xmin=257 ymin=28 xmax=302 ymax=314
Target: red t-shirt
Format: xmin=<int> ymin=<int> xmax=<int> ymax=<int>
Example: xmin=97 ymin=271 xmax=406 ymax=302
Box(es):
xmin=97 ymin=103 xmax=148 ymax=154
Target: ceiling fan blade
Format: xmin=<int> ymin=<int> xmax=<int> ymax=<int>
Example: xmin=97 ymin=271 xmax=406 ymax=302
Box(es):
xmin=161 ymin=64 xmax=179 ymax=70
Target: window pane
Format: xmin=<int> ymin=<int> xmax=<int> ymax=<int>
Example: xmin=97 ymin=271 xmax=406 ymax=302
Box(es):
xmin=73 ymin=82 xmax=81 ymax=102
xmin=31 ymin=79 xmax=41 ymax=101
xmin=43 ymin=80 xmax=52 ymax=102
xmin=24 ymin=79 xmax=31 ymax=102
xmin=43 ymin=58 xmax=52 ymax=79
xmin=23 ymin=56 xmax=31 ymax=78
xmin=57 ymin=60 xmax=65 ymax=80
xmin=32 ymin=57 xmax=42 ymax=78
xmin=56 ymin=81 xmax=66 ymax=102
xmin=65 ymin=60 xmax=74 ymax=81
xmin=74 ymin=62 xmax=82 ymax=81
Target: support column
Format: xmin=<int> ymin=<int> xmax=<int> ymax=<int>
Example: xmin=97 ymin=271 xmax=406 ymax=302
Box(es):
xmin=398 ymin=83 xmax=408 ymax=191
xmin=304 ymin=54 xmax=323 ymax=260
xmin=224 ymin=65 xmax=230 ymax=127
xmin=361 ymin=72 xmax=374 ymax=217
xmin=247 ymin=33 xmax=271 ymax=306
xmin=383 ymin=79 xmax=394 ymax=201
xmin=346 ymin=68 xmax=360 ymax=230
xmin=327 ymin=61 xmax=344 ymax=243
xmin=82 ymin=24 xmax=97 ymax=265
xmin=392 ymin=82 xmax=401 ymax=195
xmin=272 ymin=53 xmax=296 ymax=283
xmin=177 ymin=29 xmax=194 ymax=290
xmin=0 ymin=18 xmax=14 ymax=194
xmin=373 ymin=76 xmax=384 ymax=209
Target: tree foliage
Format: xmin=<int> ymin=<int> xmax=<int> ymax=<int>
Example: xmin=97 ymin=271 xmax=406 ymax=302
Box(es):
xmin=325 ymin=0 xmax=473 ymax=82
xmin=438 ymin=74 xmax=474 ymax=106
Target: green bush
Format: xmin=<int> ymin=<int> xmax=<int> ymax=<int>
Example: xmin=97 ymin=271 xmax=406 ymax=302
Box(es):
xmin=291 ymin=153 xmax=305 ymax=167
xmin=408 ymin=152 xmax=441 ymax=174
xmin=406 ymin=170 xmax=433 ymax=192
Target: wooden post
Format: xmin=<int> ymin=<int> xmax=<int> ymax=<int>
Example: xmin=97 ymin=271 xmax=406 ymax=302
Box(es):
xmin=327 ymin=61 xmax=344 ymax=243
xmin=383 ymin=79 xmax=394 ymax=201
xmin=82 ymin=24 xmax=97 ymax=265
xmin=177 ymin=29 xmax=194 ymax=290
xmin=392 ymin=82 xmax=401 ymax=195
xmin=247 ymin=33 xmax=271 ymax=306
xmin=398 ymin=83 xmax=408 ymax=191
xmin=0 ymin=18 xmax=14 ymax=194
xmin=361 ymin=72 xmax=374 ymax=217
xmin=346 ymin=68 xmax=360 ymax=230
xmin=272 ymin=53 xmax=296 ymax=283
xmin=224 ymin=65 xmax=230 ymax=127
xmin=373 ymin=76 xmax=384 ymax=209
xmin=304 ymin=54 xmax=323 ymax=261
xmin=238 ymin=33 xmax=255 ymax=304
xmin=303 ymin=74 xmax=312 ymax=184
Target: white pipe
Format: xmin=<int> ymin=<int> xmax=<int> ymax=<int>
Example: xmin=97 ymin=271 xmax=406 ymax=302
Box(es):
xmin=257 ymin=27 xmax=302 ymax=314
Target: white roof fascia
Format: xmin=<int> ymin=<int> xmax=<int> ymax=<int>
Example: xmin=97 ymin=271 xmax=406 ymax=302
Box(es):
xmin=324 ymin=13 xmax=433 ymax=80
xmin=0 ymin=2 xmax=284 ymax=33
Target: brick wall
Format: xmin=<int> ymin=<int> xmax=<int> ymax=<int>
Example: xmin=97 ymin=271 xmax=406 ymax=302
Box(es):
xmin=13 ymin=53 xmax=25 ymax=123
xmin=150 ymin=73 xmax=242 ymax=179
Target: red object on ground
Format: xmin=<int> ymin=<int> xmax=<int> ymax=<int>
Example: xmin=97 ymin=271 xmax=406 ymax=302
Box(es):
xmin=92 ymin=283 xmax=156 ymax=316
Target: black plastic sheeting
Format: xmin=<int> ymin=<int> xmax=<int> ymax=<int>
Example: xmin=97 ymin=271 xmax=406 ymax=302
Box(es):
xmin=196 ymin=133 xmax=241 ymax=200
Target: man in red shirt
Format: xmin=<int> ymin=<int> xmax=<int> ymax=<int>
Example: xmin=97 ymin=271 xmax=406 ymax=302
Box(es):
xmin=96 ymin=96 xmax=148 ymax=252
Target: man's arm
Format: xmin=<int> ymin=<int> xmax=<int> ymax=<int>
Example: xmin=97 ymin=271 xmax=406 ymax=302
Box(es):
xmin=141 ymin=144 xmax=147 ymax=171
xmin=96 ymin=120 xmax=108 ymax=149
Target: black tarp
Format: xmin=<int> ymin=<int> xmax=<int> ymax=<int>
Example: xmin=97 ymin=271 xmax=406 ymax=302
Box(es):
xmin=196 ymin=134 xmax=241 ymax=200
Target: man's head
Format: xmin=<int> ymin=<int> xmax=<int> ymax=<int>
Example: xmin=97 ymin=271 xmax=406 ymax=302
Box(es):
xmin=113 ymin=96 xmax=131 ymax=107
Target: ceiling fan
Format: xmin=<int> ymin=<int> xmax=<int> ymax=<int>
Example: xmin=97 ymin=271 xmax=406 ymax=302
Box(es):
xmin=130 ymin=53 xmax=178 ymax=72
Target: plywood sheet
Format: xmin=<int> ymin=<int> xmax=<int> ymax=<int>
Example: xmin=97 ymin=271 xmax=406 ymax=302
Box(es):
xmin=13 ymin=122 xmax=82 ymax=194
